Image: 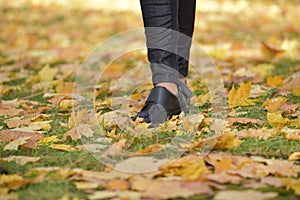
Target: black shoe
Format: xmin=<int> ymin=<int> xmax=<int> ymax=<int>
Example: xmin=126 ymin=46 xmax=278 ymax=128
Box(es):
xmin=132 ymin=82 xmax=192 ymax=126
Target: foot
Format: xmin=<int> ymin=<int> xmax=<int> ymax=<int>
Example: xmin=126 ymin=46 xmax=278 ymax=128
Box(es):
xmin=132 ymin=78 xmax=191 ymax=126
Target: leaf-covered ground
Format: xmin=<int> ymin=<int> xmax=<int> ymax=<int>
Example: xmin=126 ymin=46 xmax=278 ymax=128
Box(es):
xmin=1 ymin=0 xmax=300 ymax=199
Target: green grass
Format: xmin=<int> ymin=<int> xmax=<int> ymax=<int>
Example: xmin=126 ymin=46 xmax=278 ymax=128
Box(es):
xmin=15 ymin=179 xmax=86 ymax=200
xmin=226 ymin=137 xmax=300 ymax=159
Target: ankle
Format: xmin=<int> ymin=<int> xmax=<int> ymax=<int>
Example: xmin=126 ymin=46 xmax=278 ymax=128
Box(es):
xmin=180 ymin=78 xmax=187 ymax=84
xmin=156 ymin=82 xmax=178 ymax=95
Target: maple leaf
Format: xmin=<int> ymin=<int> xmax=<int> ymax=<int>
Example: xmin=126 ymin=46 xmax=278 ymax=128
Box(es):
xmin=266 ymin=75 xmax=284 ymax=87
xmin=38 ymin=65 xmax=58 ymax=82
xmin=55 ymin=79 xmax=74 ymax=94
xmin=159 ymin=155 xmax=211 ymax=180
xmin=267 ymin=111 xmax=291 ymax=128
xmin=263 ymin=97 xmax=287 ymax=113
xmin=228 ymin=82 xmax=254 ymax=107
xmin=214 ymin=133 xmax=241 ymax=150
xmin=292 ymin=87 xmax=300 ymax=97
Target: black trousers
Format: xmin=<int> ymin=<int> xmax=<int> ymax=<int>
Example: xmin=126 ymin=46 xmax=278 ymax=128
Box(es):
xmin=140 ymin=0 xmax=196 ymax=84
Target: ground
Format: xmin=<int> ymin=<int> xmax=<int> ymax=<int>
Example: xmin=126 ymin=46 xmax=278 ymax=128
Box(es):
xmin=0 ymin=0 xmax=300 ymax=199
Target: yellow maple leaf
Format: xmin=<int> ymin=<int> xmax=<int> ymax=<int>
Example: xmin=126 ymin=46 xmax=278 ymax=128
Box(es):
xmin=292 ymin=87 xmax=300 ymax=97
xmin=38 ymin=65 xmax=58 ymax=82
xmin=214 ymin=133 xmax=241 ymax=150
xmin=283 ymin=178 xmax=300 ymax=195
xmin=267 ymin=111 xmax=291 ymax=128
xmin=197 ymin=92 xmax=211 ymax=106
xmin=55 ymin=79 xmax=74 ymax=94
xmin=159 ymin=155 xmax=211 ymax=180
xmin=266 ymin=75 xmax=284 ymax=87
xmin=228 ymin=82 xmax=253 ymax=107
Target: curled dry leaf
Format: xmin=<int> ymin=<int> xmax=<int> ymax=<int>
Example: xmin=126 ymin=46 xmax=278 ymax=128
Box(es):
xmin=288 ymin=152 xmax=300 ymax=161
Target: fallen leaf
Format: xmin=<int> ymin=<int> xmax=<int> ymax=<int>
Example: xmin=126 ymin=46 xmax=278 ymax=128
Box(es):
xmin=4 ymin=117 xmax=31 ymax=128
xmin=197 ymin=92 xmax=211 ymax=106
xmin=76 ymin=124 xmax=94 ymax=138
xmin=261 ymin=40 xmax=285 ymax=59
xmin=88 ymin=191 xmax=141 ymax=200
xmin=261 ymin=177 xmax=284 ymax=188
xmin=63 ymin=128 xmax=81 ymax=140
xmin=159 ymin=155 xmax=211 ymax=180
xmin=38 ymin=136 xmax=60 ymax=145
xmin=0 ymin=174 xmax=30 ymax=190
xmin=4 ymin=137 xmax=31 ymax=151
xmin=214 ymin=133 xmax=241 ymax=150
xmin=105 ymin=179 xmax=129 ymax=191
xmin=129 ymin=175 xmax=155 ymax=192
xmin=227 ymin=117 xmax=264 ymax=125
xmin=228 ymin=82 xmax=254 ymax=107
xmin=74 ymin=182 xmax=101 ymax=190
xmin=288 ymin=152 xmax=300 ymax=161
xmin=68 ymin=110 xmax=87 ymax=128
xmin=1 ymin=130 xmax=43 ymax=149
xmin=49 ymin=144 xmax=76 ymax=152
xmin=2 ymin=156 xmax=41 ymax=166
xmin=102 ymin=139 xmax=126 ymax=156
xmin=263 ymin=97 xmax=287 ymax=113
xmin=215 ymin=190 xmax=278 ymax=200
xmin=55 ymin=79 xmax=74 ymax=94
xmin=0 ymin=108 xmax=23 ymax=117
xmin=206 ymin=172 xmax=242 ymax=184
xmin=114 ymin=156 xmax=169 ymax=173
xmin=283 ymin=178 xmax=300 ymax=195
xmin=292 ymin=87 xmax=300 ymax=97
xmin=267 ymin=111 xmax=291 ymax=128
xmin=266 ymin=75 xmax=284 ymax=87
xmin=143 ymin=180 xmax=213 ymax=199
xmin=38 ymin=65 xmax=58 ymax=82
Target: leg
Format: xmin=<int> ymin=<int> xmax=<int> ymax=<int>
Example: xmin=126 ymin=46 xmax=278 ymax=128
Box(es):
xmin=178 ymin=0 xmax=196 ymax=78
xmin=140 ymin=0 xmax=180 ymax=85
xmin=133 ymin=0 xmax=193 ymax=125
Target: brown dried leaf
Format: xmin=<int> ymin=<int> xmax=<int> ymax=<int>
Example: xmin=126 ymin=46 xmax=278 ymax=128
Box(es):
xmin=215 ymin=190 xmax=278 ymax=200
xmin=143 ymin=180 xmax=213 ymax=199
xmin=2 ymin=156 xmax=41 ymax=166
